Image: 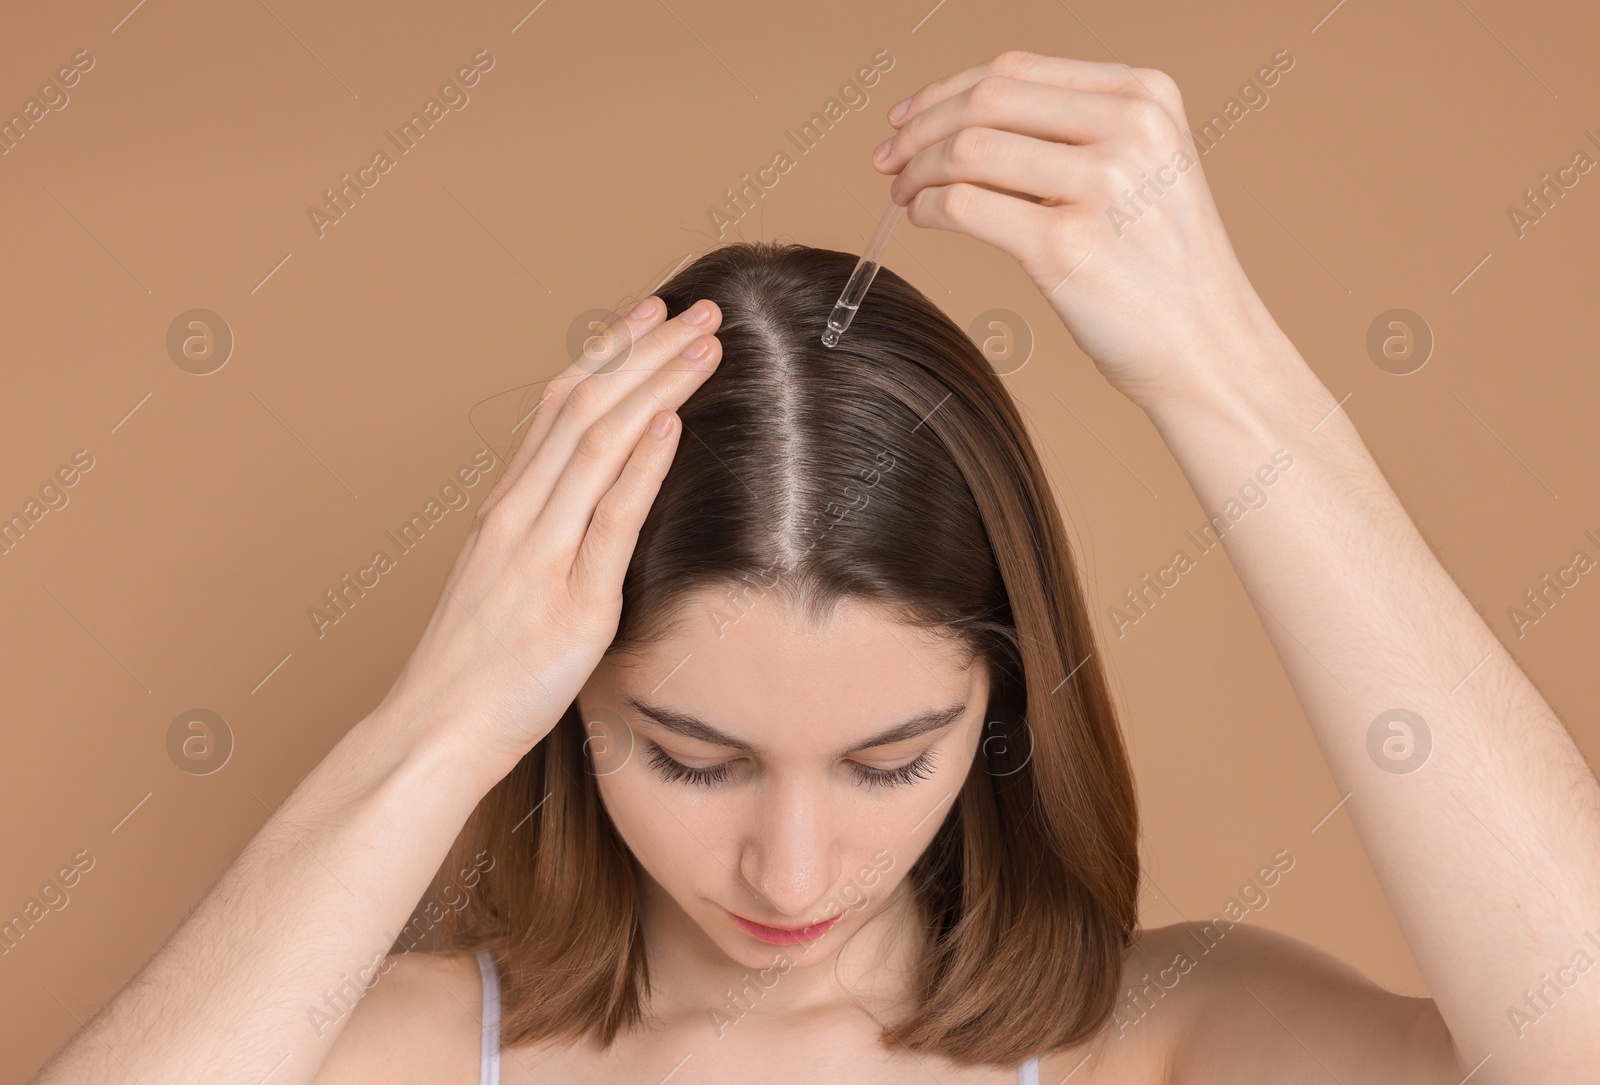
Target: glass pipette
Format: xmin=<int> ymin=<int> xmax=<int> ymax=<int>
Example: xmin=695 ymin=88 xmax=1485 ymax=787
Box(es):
xmin=821 ymin=198 xmax=905 ymax=348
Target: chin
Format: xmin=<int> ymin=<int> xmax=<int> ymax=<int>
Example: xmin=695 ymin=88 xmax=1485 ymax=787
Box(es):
xmin=714 ymin=926 xmax=841 ymax=973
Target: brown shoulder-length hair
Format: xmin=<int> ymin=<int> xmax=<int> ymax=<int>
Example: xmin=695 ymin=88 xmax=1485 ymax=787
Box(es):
xmin=437 ymin=240 xmax=1138 ymax=1067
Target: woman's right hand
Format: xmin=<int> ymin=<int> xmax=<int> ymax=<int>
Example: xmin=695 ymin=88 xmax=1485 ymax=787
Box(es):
xmin=372 ymin=295 xmax=723 ymax=783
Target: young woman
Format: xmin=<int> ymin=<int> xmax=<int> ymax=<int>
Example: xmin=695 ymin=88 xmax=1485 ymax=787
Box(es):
xmin=33 ymin=51 xmax=1598 ymax=1085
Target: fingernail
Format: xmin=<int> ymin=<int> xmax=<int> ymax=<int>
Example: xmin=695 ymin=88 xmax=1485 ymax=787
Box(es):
xmin=874 ymin=136 xmax=894 ymax=162
xmin=888 ymin=98 xmax=910 ymax=124
xmin=682 ymin=336 xmax=710 ymax=358
xmin=650 ymin=411 xmax=674 ymax=437
xmin=628 ymin=296 xmax=655 ymax=319
xmin=683 ymin=300 xmax=712 ymax=325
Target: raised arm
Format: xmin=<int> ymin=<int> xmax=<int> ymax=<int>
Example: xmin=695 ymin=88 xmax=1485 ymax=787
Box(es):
xmin=30 ymin=298 xmax=725 ymax=1084
xmin=1133 ymin=309 xmax=1600 ymax=1081
xmin=876 ymin=49 xmax=1600 ymax=1082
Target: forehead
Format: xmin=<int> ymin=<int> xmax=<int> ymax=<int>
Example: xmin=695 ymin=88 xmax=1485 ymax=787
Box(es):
xmin=600 ymin=586 xmax=982 ymax=744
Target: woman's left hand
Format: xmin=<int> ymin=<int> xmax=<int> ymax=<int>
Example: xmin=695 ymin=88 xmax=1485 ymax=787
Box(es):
xmin=874 ymin=50 xmax=1278 ymax=410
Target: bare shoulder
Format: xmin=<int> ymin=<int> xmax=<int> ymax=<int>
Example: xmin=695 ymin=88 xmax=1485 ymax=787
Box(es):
xmin=312 ymin=949 xmax=485 ymax=1085
xmin=1043 ymin=921 xmax=1467 ymax=1085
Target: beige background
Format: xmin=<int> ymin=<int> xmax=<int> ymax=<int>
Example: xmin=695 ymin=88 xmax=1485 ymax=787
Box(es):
xmin=3 ymin=0 xmax=1598 ymax=1077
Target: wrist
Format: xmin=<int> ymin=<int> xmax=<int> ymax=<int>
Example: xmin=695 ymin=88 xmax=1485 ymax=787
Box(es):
xmin=1131 ymin=312 xmax=1334 ymax=448
xmin=352 ymin=701 xmax=513 ymax=809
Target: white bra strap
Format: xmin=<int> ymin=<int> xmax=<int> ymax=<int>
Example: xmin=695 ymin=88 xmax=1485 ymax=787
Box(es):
xmin=477 ymin=947 xmax=1029 ymax=1085
xmin=475 ymin=950 xmax=501 ymax=1085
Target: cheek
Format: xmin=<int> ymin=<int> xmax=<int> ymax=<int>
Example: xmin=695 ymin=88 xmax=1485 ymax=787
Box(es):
xmin=594 ymin=764 xmax=710 ymax=886
xmin=860 ymin=739 xmax=980 ymax=871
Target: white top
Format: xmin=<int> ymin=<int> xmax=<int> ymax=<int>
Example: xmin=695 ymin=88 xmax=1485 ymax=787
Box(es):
xmin=475 ymin=949 xmax=1041 ymax=1084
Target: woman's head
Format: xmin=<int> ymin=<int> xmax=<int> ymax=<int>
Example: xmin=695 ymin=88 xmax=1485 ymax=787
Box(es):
xmin=440 ymin=241 xmax=1138 ymax=1066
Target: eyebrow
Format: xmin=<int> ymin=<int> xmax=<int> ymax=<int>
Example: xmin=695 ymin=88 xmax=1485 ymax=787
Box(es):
xmin=622 ymin=695 xmax=970 ymax=759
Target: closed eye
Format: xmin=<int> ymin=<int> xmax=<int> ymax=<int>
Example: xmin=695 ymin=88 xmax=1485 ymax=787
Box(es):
xmin=642 ymin=742 xmax=736 ymax=788
xmin=641 ymin=741 xmax=938 ymax=791
xmin=851 ymin=749 xmax=939 ymax=788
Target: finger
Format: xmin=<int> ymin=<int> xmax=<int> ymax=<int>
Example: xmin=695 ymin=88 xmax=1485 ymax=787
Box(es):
xmin=567 ymin=408 xmax=680 ymax=604
xmin=877 ymin=79 xmax=1135 ymax=176
xmin=489 ymin=310 xmax=723 ymax=534
xmin=890 ymin=126 xmax=1097 ymax=207
xmin=905 ymin=181 xmax=1067 ymax=274
xmin=534 ymin=332 xmax=720 ymax=559
xmin=477 ymin=297 xmax=719 ymax=526
xmin=886 ymin=51 xmax=1147 ymax=132
xmin=477 ymin=296 xmax=665 ymax=524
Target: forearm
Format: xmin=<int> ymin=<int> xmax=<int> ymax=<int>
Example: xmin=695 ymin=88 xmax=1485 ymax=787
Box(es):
xmin=32 ymin=708 xmax=497 ymax=1085
xmin=1135 ymin=319 xmax=1600 ymax=1080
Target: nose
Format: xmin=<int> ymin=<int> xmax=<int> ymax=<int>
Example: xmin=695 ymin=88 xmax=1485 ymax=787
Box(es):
xmin=735 ymin=775 xmax=841 ymax=921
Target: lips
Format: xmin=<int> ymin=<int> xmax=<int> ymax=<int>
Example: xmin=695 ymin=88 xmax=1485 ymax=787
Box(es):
xmin=728 ymin=909 xmax=845 ymax=945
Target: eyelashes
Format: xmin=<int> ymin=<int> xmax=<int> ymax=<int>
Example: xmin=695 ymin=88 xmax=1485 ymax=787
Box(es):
xmin=855 ymin=751 xmax=939 ymax=788
xmin=643 ymin=743 xmax=737 ymax=788
xmin=641 ymin=742 xmax=938 ymax=791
